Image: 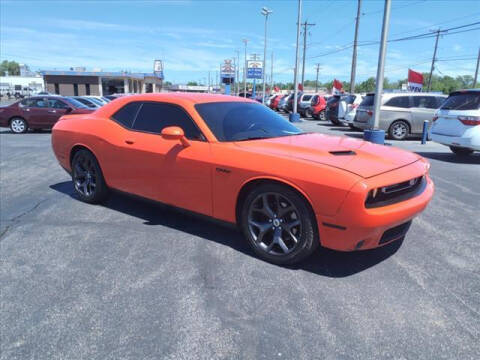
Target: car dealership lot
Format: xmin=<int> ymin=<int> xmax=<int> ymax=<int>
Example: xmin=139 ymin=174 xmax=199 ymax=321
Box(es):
xmin=1 ymin=124 xmax=479 ymax=359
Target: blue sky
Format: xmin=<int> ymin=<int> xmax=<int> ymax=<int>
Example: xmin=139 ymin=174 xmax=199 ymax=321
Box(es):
xmin=1 ymin=0 xmax=479 ymax=84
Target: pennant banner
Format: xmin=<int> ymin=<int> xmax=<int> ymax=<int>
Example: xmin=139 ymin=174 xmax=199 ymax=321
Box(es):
xmin=407 ymin=69 xmax=423 ymax=92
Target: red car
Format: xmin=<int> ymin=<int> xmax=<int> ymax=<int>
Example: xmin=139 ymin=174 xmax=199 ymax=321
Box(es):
xmin=269 ymin=94 xmax=282 ymax=110
xmin=51 ymin=93 xmax=434 ymax=265
xmin=0 ymin=96 xmax=93 ymax=133
xmin=311 ymin=94 xmax=327 ymax=120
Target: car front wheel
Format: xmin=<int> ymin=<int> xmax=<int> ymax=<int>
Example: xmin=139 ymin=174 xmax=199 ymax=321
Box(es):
xmin=449 ymin=146 xmax=474 ymax=156
xmin=305 ymin=108 xmax=312 ymax=118
xmin=241 ymin=184 xmax=319 ymax=265
xmin=10 ymin=117 xmax=28 ymax=133
xmin=71 ymin=149 xmax=109 ymax=203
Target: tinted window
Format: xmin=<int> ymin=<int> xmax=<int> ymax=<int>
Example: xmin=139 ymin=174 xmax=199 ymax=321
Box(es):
xmin=64 ymin=97 xmax=88 ymax=109
xmin=412 ymin=96 xmax=438 ymax=109
xmin=111 ymin=102 xmax=142 ymax=128
xmin=302 ymin=95 xmax=312 ymax=101
xmin=385 ymin=96 xmax=410 ymax=108
xmin=48 ymin=99 xmax=69 ymax=109
xmin=345 ymin=95 xmax=356 ymax=104
xmin=23 ymin=98 xmax=48 ymax=108
xmin=195 ymin=102 xmax=303 ymax=142
xmin=440 ymin=92 xmax=480 ymax=110
xmin=360 ymin=94 xmax=375 ymax=107
xmin=133 ymin=102 xmax=203 ymax=140
xmin=312 ymin=95 xmax=319 ymax=104
xmin=327 ymin=96 xmax=341 ymax=104
xmin=74 ymin=97 xmax=96 ymax=108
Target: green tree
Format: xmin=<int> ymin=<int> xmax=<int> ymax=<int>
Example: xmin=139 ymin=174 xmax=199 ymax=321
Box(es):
xmin=187 ymin=81 xmax=198 ymax=86
xmin=0 ymin=60 xmax=20 ymax=76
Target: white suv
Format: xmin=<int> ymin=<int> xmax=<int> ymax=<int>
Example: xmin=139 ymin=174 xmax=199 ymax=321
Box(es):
xmin=430 ymin=89 xmax=480 ymax=155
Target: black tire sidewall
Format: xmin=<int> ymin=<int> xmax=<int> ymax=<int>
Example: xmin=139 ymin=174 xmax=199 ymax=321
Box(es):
xmin=72 ymin=149 xmax=108 ymax=203
xmin=240 ymin=183 xmax=318 ymax=265
xmin=449 ymin=146 xmax=473 ymax=156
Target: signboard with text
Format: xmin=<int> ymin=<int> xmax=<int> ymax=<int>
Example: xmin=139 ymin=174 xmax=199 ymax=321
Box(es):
xmin=407 ymin=69 xmax=423 ymax=92
xmin=247 ymin=60 xmax=263 ymax=79
xmin=153 ymin=60 xmax=164 ymax=79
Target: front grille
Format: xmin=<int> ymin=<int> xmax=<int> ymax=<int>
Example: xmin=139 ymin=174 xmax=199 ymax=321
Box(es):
xmin=365 ymin=176 xmax=426 ymax=208
xmin=379 ymin=221 xmax=412 ymax=245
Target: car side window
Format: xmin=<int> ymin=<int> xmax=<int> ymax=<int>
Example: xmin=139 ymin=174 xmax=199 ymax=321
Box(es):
xmin=111 ymin=102 xmax=142 ymax=129
xmin=385 ymin=96 xmax=410 ymax=108
xmin=436 ymin=97 xmax=446 ymax=108
xmin=132 ymin=102 xmax=204 ymax=140
xmin=412 ymin=96 xmax=437 ymax=109
xmin=20 ymin=98 xmax=35 ymax=107
xmin=48 ymin=99 xmax=69 ymax=109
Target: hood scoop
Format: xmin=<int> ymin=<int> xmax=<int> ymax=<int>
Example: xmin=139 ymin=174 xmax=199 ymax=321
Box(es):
xmin=329 ymin=150 xmax=356 ymax=156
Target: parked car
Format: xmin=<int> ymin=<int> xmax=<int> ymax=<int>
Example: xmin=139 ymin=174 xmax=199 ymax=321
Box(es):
xmin=353 ymin=93 xmax=447 ymax=140
xmin=299 ymin=94 xmax=327 ymax=120
xmin=342 ymin=94 xmax=365 ymax=129
xmin=51 ymin=93 xmax=433 ymax=264
xmin=325 ymin=95 xmax=348 ymax=125
xmin=86 ymin=96 xmax=110 ymax=105
xmin=279 ymin=93 xmax=292 ymax=112
xmin=0 ymin=96 xmax=93 ymax=133
xmin=70 ymin=96 xmax=101 ymax=109
xmin=286 ymin=91 xmax=303 ymax=112
xmin=430 ymin=89 xmax=480 ymax=155
xmin=269 ymin=94 xmax=283 ymax=110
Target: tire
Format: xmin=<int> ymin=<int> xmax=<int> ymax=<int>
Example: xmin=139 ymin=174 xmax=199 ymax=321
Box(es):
xmin=449 ymin=146 xmax=474 ymax=156
xmin=318 ymin=110 xmax=326 ymax=121
xmin=241 ymin=183 xmax=319 ymax=265
xmin=388 ymin=120 xmax=410 ymax=140
xmin=305 ymin=108 xmax=312 ymax=119
xmin=71 ymin=149 xmax=109 ymax=204
xmin=10 ymin=117 xmax=28 ymax=133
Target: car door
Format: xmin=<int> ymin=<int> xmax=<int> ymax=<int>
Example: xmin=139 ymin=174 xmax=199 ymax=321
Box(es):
xmin=46 ymin=98 xmax=70 ymax=127
xmin=22 ymin=97 xmax=50 ymax=127
xmin=105 ymin=101 xmax=213 ymax=216
xmin=381 ymin=95 xmax=412 ymax=131
xmin=410 ymin=96 xmax=437 ymax=134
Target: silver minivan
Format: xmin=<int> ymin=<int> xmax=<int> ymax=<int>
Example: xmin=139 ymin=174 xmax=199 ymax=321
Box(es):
xmin=353 ymin=93 xmax=446 ymax=140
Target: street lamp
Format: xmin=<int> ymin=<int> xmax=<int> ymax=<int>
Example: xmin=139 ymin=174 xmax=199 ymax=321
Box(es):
xmin=261 ymin=6 xmax=273 ymax=104
xmin=242 ymin=39 xmax=248 ymax=98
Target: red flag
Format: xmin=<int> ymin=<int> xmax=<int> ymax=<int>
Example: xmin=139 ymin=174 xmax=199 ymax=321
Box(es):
xmin=298 ymin=83 xmax=304 ymax=91
xmin=274 ymin=86 xmax=280 ymax=92
xmin=333 ymin=79 xmax=343 ymax=90
xmin=408 ymin=69 xmax=423 ymax=92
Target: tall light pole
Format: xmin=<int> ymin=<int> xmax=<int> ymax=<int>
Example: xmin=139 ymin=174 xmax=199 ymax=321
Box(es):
xmin=370 ymin=0 xmax=391 ymax=140
xmin=270 ymin=51 xmax=274 ymax=94
xmin=474 ymin=47 xmax=480 ymax=88
xmin=242 ymin=39 xmax=248 ymax=97
xmin=350 ymin=0 xmax=362 ymax=93
xmin=291 ymin=0 xmax=302 ymax=121
xmin=427 ymin=29 xmax=440 ymax=92
xmin=261 ymin=7 xmax=273 ymax=104
xmin=301 ymin=20 xmax=315 ymax=87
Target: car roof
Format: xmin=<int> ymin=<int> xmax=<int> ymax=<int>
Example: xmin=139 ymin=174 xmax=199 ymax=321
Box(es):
xmin=104 ymin=92 xmax=254 ymax=105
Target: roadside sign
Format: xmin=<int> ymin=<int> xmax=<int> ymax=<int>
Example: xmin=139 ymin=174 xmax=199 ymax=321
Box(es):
xmin=221 ymin=59 xmax=235 ymax=79
xmin=153 ymin=60 xmax=164 ymax=79
xmin=247 ymin=60 xmax=263 ymax=79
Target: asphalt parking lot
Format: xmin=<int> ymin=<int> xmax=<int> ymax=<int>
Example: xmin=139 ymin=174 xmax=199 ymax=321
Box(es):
xmin=1 ymin=119 xmax=479 ymax=359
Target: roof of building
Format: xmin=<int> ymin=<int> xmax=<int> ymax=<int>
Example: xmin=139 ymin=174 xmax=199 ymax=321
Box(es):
xmin=39 ymin=70 xmax=163 ymax=80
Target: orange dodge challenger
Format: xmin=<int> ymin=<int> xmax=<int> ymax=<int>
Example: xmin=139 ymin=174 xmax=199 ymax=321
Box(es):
xmin=52 ymin=93 xmax=434 ymax=264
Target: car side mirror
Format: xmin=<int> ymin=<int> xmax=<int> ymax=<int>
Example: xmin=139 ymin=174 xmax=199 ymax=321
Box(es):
xmin=161 ymin=126 xmax=190 ymax=147
xmin=65 ymin=107 xmax=73 ymax=113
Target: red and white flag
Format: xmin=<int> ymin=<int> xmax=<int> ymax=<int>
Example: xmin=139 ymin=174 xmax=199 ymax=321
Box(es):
xmin=332 ymin=79 xmax=343 ymax=94
xmin=407 ymin=69 xmax=423 ymax=92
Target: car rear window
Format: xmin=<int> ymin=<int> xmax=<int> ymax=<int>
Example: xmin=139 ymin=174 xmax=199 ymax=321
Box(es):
xmin=359 ymin=94 xmax=375 ymax=107
xmin=111 ymin=102 xmax=142 ymax=128
xmin=440 ymin=92 xmax=480 ymax=110
xmin=327 ymin=96 xmax=340 ymax=104
xmin=345 ymin=95 xmax=356 ymax=104
xmin=302 ymin=95 xmax=312 ymax=101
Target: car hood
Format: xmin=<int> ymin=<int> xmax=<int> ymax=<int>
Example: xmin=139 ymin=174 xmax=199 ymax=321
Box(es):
xmin=234 ymin=133 xmax=420 ymax=178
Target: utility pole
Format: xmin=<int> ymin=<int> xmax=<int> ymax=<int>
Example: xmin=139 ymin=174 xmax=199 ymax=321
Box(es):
xmin=427 ymin=29 xmax=440 ymax=92
xmin=292 ymin=0 xmax=302 ymax=118
xmin=208 ymin=71 xmax=210 ymax=93
xmin=242 ymin=39 xmax=248 ymax=97
xmin=372 ymin=0 xmax=391 ymax=132
xmin=270 ymin=51 xmax=274 ymax=94
xmin=301 ymin=20 xmax=315 ymax=87
xmin=350 ymin=0 xmax=362 ymax=93
xmin=473 ymin=47 xmax=480 ymax=88
xmin=261 ymin=7 xmax=273 ymax=103
xmin=315 ymin=63 xmax=321 ymax=92
xmin=235 ymin=50 xmax=240 ymax=95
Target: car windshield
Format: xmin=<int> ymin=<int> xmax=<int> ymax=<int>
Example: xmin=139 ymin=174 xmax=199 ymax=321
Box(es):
xmin=195 ymin=101 xmax=304 ymax=142
xmin=64 ymin=97 xmax=88 ymax=108
xmin=88 ymin=97 xmax=104 ymax=106
xmin=440 ymin=92 xmax=480 ymax=110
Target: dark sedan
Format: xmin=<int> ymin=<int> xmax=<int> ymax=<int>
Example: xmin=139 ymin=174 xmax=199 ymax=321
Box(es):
xmin=0 ymin=96 xmax=93 ymax=133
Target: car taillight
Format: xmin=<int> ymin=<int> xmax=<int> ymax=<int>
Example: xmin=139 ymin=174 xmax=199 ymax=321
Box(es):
xmin=367 ymin=110 xmax=373 ymax=116
xmin=458 ymin=116 xmax=480 ymax=126
xmin=432 ymin=116 xmax=438 ymax=122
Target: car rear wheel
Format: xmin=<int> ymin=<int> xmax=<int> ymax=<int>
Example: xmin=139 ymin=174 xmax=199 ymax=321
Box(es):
xmin=389 ymin=120 xmax=410 ymax=140
xmin=71 ymin=149 xmax=109 ymax=203
xmin=241 ymin=184 xmax=319 ymax=265
xmin=10 ymin=117 xmax=28 ymax=133
xmin=449 ymin=146 xmax=474 ymax=156
xmin=305 ymin=108 xmax=312 ymax=118
xmin=318 ymin=110 xmax=326 ymax=121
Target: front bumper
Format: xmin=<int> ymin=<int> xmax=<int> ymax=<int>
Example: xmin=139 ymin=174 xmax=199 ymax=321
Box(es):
xmin=316 ymin=160 xmax=434 ymax=251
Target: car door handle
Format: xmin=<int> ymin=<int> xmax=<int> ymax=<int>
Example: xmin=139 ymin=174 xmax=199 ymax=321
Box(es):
xmin=48 ymin=110 xmax=56 ymax=113
xmin=25 ymin=108 xmax=30 ymax=111
xmin=125 ymin=140 xmax=135 ymax=145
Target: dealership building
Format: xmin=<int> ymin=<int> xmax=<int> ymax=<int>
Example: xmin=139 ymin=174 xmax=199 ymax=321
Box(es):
xmin=40 ymin=69 xmax=164 ymax=96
